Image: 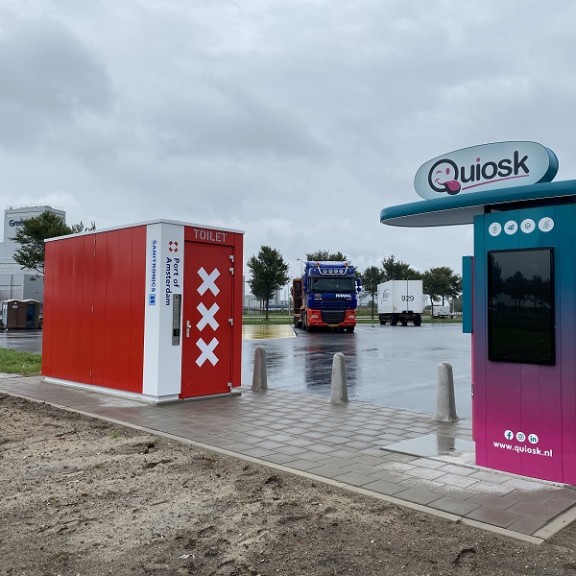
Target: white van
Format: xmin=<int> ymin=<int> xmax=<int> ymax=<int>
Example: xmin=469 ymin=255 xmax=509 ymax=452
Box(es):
xmin=432 ymin=305 xmax=452 ymax=319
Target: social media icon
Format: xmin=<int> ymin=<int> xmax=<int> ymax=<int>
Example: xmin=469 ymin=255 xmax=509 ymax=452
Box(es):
xmin=521 ymin=219 xmax=535 ymax=233
xmin=538 ymin=217 xmax=554 ymax=232
xmin=504 ymin=221 xmax=518 ymax=235
xmin=489 ymin=223 xmax=502 ymax=237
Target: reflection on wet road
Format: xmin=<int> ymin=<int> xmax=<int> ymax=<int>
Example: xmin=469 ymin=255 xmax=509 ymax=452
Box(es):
xmin=242 ymin=323 xmax=472 ymax=419
xmin=242 ymin=324 xmax=296 ymax=340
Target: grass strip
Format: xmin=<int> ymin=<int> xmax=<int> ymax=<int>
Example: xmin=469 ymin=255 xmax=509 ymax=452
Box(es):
xmin=0 ymin=348 xmax=42 ymax=376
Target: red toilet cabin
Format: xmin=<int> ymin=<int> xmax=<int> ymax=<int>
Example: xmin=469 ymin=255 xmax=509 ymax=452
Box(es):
xmin=42 ymin=220 xmax=243 ymax=402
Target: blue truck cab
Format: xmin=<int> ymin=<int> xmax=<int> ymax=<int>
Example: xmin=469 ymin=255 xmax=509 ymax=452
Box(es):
xmin=292 ymin=261 xmax=362 ymax=332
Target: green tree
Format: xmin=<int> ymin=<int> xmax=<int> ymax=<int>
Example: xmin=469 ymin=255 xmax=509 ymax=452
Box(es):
xmin=11 ymin=211 xmax=96 ymax=274
xmin=306 ymin=250 xmax=348 ymax=261
xmin=381 ymin=255 xmax=422 ymax=281
xmin=247 ymin=246 xmax=290 ymax=320
xmin=361 ymin=266 xmax=385 ymax=319
xmin=422 ymin=266 xmax=462 ymax=314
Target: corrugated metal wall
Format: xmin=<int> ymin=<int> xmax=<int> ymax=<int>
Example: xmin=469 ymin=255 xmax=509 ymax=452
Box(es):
xmin=43 ymin=227 xmax=146 ymax=393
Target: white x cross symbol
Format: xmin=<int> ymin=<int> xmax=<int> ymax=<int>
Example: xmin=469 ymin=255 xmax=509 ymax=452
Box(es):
xmin=197 ymin=267 xmax=220 ymax=296
xmin=197 ymin=302 xmax=219 ymax=331
xmin=196 ymin=337 xmax=219 ymax=367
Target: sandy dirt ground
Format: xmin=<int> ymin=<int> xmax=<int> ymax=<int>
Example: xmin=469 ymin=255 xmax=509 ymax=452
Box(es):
xmin=3 ymin=393 xmax=576 ymax=576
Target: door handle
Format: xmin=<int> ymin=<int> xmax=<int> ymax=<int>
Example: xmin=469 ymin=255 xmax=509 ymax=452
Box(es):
xmin=186 ymin=320 xmax=192 ymax=337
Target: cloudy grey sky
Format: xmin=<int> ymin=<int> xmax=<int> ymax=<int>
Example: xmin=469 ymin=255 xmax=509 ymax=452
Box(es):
xmin=1 ymin=0 xmax=575 ymax=277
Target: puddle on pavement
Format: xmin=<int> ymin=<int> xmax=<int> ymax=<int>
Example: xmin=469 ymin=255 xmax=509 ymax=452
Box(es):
xmin=383 ymin=434 xmax=475 ymax=458
xmin=242 ymin=324 xmax=296 ymax=340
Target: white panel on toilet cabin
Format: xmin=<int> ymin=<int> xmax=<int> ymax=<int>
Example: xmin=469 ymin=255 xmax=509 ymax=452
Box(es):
xmin=142 ymin=222 xmax=184 ymax=399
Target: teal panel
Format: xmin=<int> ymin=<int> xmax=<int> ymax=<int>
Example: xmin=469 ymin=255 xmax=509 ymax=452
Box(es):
xmin=380 ymin=179 xmax=576 ymax=228
xmin=462 ymin=256 xmax=473 ymax=333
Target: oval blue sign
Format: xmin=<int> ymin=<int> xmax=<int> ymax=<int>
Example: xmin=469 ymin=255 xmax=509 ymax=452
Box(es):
xmin=414 ymin=141 xmax=558 ymax=200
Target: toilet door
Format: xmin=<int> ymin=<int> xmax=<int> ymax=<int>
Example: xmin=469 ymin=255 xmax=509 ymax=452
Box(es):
xmin=180 ymin=242 xmax=234 ymax=398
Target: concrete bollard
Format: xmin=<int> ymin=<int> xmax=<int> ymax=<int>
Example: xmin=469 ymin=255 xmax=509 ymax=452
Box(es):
xmin=251 ymin=346 xmax=268 ymax=392
xmin=433 ymin=361 xmax=459 ymax=422
xmin=330 ymin=352 xmax=348 ymax=404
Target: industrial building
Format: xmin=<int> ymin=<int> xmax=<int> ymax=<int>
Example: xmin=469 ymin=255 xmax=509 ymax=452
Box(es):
xmin=0 ymin=205 xmax=66 ymax=305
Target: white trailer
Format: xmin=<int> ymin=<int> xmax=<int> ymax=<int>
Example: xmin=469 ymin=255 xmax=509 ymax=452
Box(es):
xmin=377 ymin=280 xmax=424 ymax=326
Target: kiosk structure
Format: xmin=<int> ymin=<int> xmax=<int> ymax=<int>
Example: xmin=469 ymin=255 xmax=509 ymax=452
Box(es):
xmin=381 ymin=141 xmax=576 ymax=484
xmin=42 ymin=220 xmax=244 ymax=403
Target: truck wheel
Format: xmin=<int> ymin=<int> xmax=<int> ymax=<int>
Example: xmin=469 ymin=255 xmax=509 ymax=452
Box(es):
xmin=302 ymin=315 xmax=308 ymax=331
xmin=413 ymin=315 xmax=422 ymax=327
xmin=401 ymin=319 xmax=408 ymax=326
xmin=346 ymin=327 xmax=354 ymax=333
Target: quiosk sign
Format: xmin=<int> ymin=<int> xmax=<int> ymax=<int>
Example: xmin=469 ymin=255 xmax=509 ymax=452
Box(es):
xmin=414 ymin=141 xmax=559 ymax=200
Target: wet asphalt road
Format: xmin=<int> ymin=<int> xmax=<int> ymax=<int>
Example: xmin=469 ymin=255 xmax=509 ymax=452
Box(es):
xmin=0 ymin=330 xmax=43 ymax=354
xmin=0 ymin=323 xmax=472 ymax=419
xmin=242 ymin=323 xmax=472 ymax=419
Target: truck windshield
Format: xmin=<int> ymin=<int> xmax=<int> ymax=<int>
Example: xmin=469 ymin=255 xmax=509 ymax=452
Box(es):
xmin=310 ymin=277 xmax=356 ymax=292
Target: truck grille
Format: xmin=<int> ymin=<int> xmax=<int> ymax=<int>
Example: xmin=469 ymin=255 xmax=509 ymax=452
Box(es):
xmin=321 ymin=310 xmax=345 ymax=324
